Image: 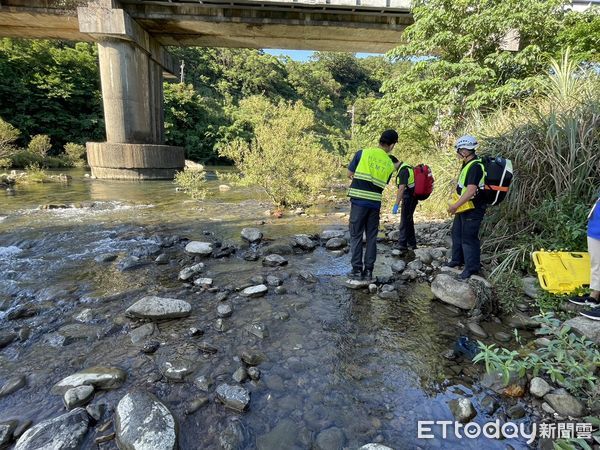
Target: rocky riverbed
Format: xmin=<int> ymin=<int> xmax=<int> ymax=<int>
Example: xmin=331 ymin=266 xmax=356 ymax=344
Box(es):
xmin=0 ymin=170 xmax=567 ymax=449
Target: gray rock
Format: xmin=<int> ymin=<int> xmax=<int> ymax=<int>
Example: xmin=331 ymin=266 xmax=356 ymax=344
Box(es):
xmin=522 ymin=276 xmax=540 ymax=299
xmin=0 ymin=420 xmax=18 ymax=448
xmin=325 ymin=238 xmax=347 ymax=250
xmin=316 ymin=426 xmax=345 ymax=450
xmin=215 ymin=319 xmax=226 ymax=332
xmin=215 ymin=291 xmax=229 ymax=302
xmin=115 ymin=391 xmax=177 ymax=450
xmin=564 ymin=316 xmax=600 ymax=345
xmin=247 ymin=322 xmax=269 ymax=339
xmin=160 ymin=360 xmax=193 ymax=382
xmin=241 ymin=228 xmax=263 ymax=243
xmin=241 ymin=284 xmax=268 ymax=298
xmin=407 ymin=259 xmax=424 ymax=271
xmin=12 ymin=421 xmax=32 ymax=441
xmin=505 ymin=312 xmax=540 ymax=330
xmin=95 ymin=253 xmax=118 ymax=263
xmin=507 ymin=403 xmax=526 ymax=419
xmin=275 ymin=286 xmax=287 ymax=295
xmin=263 ymin=254 xmax=288 ymax=267
xmin=64 ymin=385 xmax=94 ymax=410
xmin=217 ymin=304 xmax=233 ymax=318
xmin=178 ymin=263 xmax=205 ymax=281
xmin=185 ymin=241 xmax=214 ymax=255
xmin=141 ymin=341 xmax=160 ymax=354
xmin=544 ymin=389 xmax=586 ymax=418
xmin=320 ymin=230 xmax=345 ymax=240
xmin=232 ymin=367 xmax=248 ymax=383
xmin=0 ymin=332 xmax=16 ymax=349
xmin=193 ymin=277 xmax=213 ymax=287
xmin=344 ymin=279 xmax=371 ymax=289
xmin=52 ymin=367 xmax=126 ymax=394
xmin=185 ymin=397 xmax=208 ymax=415
xmin=387 ymin=230 xmax=400 ymax=241
xmin=126 ymin=296 xmax=191 ymax=320
xmin=240 ymin=351 xmax=264 ymax=366
xmin=293 ymin=235 xmax=317 ymax=250
xmin=530 ymin=377 xmax=552 ymax=398
xmin=194 ymin=375 xmax=212 ymax=392
xmin=391 ymin=260 xmax=406 ymax=273
xmin=299 ymin=271 xmax=317 ymax=283
xmin=14 ymin=408 xmax=89 ymax=450
xmin=0 ymin=375 xmax=26 ymax=398
xmin=481 ymin=370 xmax=526 ymax=395
xmin=467 ymin=322 xmax=488 ymax=338
xmin=448 ymin=397 xmax=477 ymax=423
xmin=130 ymin=323 xmax=158 ymax=344
xmin=248 ymin=367 xmax=260 ymax=381
xmin=261 ymin=243 xmax=294 ymax=256
xmin=359 ymin=445 xmax=394 ymax=450
xmin=368 ymin=283 xmax=378 ymax=294
xmin=155 ymin=254 xmax=169 ymax=265
xmin=86 ymin=403 xmax=106 ymax=422
xmin=266 ymin=275 xmax=282 ymax=287
xmin=118 ymin=256 xmax=145 ymax=271
xmin=257 ymin=419 xmax=299 ymax=450
xmin=414 ymin=248 xmax=433 ymax=264
xmin=216 ymin=384 xmax=250 ymax=411
xmin=480 ymin=396 xmax=498 ymax=415
xmin=494 ymin=332 xmax=512 ymax=343
xmin=189 ymin=327 xmax=203 ymax=337
xmin=431 ymin=274 xmax=477 ymax=310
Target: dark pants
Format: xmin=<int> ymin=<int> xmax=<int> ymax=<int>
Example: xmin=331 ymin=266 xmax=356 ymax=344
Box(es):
xmin=398 ymin=194 xmax=418 ymax=249
xmin=349 ymin=204 xmax=380 ymax=271
xmin=451 ymin=206 xmax=486 ymax=274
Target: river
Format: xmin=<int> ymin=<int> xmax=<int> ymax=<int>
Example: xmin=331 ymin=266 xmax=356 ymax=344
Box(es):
xmin=0 ymin=168 xmax=534 ymax=449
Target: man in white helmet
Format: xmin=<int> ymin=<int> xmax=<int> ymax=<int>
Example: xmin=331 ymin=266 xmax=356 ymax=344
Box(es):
xmin=445 ymin=135 xmax=487 ymax=280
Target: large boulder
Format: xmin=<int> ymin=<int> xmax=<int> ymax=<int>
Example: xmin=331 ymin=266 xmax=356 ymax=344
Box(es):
xmin=293 ymin=235 xmax=317 ymax=251
xmin=63 ymin=385 xmax=94 ymax=410
xmin=241 ymin=228 xmax=263 ymax=243
xmin=15 ymin=408 xmax=89 ymax=450
xmin=505 ymin=311 xmax=540 ymax=330
xmin=126 ymin=296 xmax=191 ymax=320
xmin=184 ymin=241 xmax=213 ymax=256
xmin=262 ymin=254 xmax=288 ymax=267
xmin=115 ymin=391 xmax=177 ymax=450
xmin=178 ymin=263 xmax=205 ymax=281
xmin=529 ymin=377 xmax=552 ymax=398
xmin=521 ymin=276 xmax=540 ymax=299
xmin=320 ymin=230 xmax=345 ymax=240
xmin=391 ymin=260 xmax=406 ymax=273
xmin=241 ymin=285 xmax=268 ymax=298
xmin=216 ymin=384 xmax=250 ymax=412
xmin=52 ymin=366 xmax=126 ymax=394
xmin=325 ymin=238 xmax=347 ymax=250
xmin=564 ymin=316 xmax=600 ymax=345
xmin=448 ymin=397 xmax=476 ymax=423
xmin=544 ymin=389 xmax=587 ymax=418
xmin=414 ymin=248 xmax=433 ymax=264
xmin=431 ymin=274 xmax=477 ymax=310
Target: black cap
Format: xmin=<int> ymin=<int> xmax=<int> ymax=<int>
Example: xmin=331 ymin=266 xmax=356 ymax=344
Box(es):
xmin=379 ymin=129 xmax=398 ymax=145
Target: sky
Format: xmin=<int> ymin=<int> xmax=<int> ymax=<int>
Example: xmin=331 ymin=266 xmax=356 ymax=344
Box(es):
xmin=264 ymin=49 xmax=382 ymax=61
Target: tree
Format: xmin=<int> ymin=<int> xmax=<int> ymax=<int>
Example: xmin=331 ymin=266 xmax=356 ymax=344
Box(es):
xmin=219 ymin=96 xmax=337 ymax=207
xmin=0 ymin=117 xmax=20 ymax=157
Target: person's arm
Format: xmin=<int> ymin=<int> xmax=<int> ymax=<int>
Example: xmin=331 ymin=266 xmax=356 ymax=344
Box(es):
xmin=395 ymin=185 xmax=406 ymax=205
xmin=347 ymin=151 xmax=361 ymax=179
xmin=347 ymin=170 xmax=354 ymax=179
xmin=448 ymin=185 xmax=477 ymax=214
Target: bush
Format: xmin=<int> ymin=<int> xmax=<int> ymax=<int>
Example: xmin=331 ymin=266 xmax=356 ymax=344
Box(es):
xmin=64 ymin=142 xmax=87 ymax=167
xmin=219 ymin=96 xmax=337 ymax=207
xmin=28 ymin=134 xmax=52 ymax=158
xmin=0 ymin=117 xmax=19 ymax=158
xmin=474 ymin=312 xmax=600 ymax=399
xmin=174 ymin=167 xmax=207 ymax=200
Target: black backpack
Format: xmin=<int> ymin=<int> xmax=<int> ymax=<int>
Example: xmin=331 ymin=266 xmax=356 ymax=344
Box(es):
xmin=480 ymin=156 xmax=513 ymax=206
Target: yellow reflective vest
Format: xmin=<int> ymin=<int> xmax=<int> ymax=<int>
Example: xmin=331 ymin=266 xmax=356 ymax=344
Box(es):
xmin=348 ymin=147 xmax=395 ymax=203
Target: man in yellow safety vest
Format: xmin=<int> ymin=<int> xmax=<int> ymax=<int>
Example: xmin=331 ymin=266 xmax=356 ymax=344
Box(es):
xmin=347 ymin=130 xmax=401 ymax=281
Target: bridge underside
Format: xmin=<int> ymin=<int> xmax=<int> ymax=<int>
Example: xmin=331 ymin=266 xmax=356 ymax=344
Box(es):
xmin=0 ymin=0 xmax=412 ymax=179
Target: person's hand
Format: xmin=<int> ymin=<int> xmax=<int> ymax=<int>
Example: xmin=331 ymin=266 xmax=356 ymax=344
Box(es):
xmin=447 ymin=204 xmax=458 ymax=215
xmin=392 ymin=204 xmax=399 ymax=214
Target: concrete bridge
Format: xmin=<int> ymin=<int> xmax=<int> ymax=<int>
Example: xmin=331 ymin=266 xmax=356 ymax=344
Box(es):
xmin=0 ymin=0 xmax=412 ymax=179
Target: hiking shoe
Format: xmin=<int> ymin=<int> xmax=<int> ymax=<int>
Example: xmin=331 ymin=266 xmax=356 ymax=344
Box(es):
xmin=348 ymin=268 xmax=363 ymax=280
xmin=363 ymin=269 xmax=374 ymax=282
xmin=409 ymin=245 xmax=418 ymax=250
xmin=580 ymin=307 xmax=600 ymax=321
xmin=459 ymin=271 xmax=480 ymax=281
xmin=443 ymin=261 xmax=462 ymax=268
xmin=569 ymin=295 xmax=600 ymax=307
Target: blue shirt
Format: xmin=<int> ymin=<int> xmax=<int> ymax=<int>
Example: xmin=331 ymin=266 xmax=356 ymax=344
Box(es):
xmin=589 ymin=192 xmax=600 ymax=240
xmin=348 ymin=150 xmax=397 ymax=210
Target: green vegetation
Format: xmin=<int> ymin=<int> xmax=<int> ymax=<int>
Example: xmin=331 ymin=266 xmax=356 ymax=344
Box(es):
xmin=474 ymin=313 xmax=600 ymax=399
xmin=174 ymin=166 xmax=207 ymax=200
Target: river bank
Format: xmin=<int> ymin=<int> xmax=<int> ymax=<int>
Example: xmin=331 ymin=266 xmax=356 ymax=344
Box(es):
xmin=0 ymin=169 xmax=580 ymax=449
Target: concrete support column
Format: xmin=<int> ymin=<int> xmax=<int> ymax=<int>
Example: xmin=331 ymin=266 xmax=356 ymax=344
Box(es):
xmin=78 ymin=1 xmax=183 ymax=180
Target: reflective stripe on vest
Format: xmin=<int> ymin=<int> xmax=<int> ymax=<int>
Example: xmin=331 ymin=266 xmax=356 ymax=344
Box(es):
xmin=396 ymin=163 xmax=415 ymax=188
xmin=348 ymin=147 xmax=395 ymax=202
xmin=457 ymin=158 xmax=486 ymax=196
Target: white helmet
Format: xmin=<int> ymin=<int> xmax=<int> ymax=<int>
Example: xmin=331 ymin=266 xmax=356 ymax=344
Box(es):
xmin=454 ymin=135 xmax=478 ymax=150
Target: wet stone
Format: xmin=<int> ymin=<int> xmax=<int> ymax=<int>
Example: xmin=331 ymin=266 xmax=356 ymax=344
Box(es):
xmin=217 ymin=304 xmax=233 ymax=318
xmin=198 ymin=341 xmax=218 ymax=354
xmin=391 ymin=260 xmax=406 ymax=273
xmin=185 ymin=241 xmax=213 ymax=256
xmin=275 ymin=286 xmax=287 ymax=295
xmin=241 ymin=351 xmax=264 ymax=366
xmin=14 ymin=408 xmax=89 ymax=450
xmin=215 ymin=291 xmax=229 ymax=302
xmin=243 ymin=250 xmax=259 ymax=261
xmin=248 ymin=367 xmax=260 ymax=381
xmin=241 ymin=284 xmax=268 ymax=298
xmin=130 ymin=323 xmax=158 ymax=344
xmin=115 ymin=391 xmax=177 ymax=450
xmin=467 ymin=322 xmax=488 ymax=338
xmin=52 ymin=367 xmax=126 ymax=394
xmin=0 ymin=376 xmax=26 ymax=398
xmin=185 ymin=396 xmax=209 ymax=415
xmin=263 ymin=254 xmax=288 ymax=267
xmin=530 ymin=377 xmax=552 ymax=398
xmin=216 ymin=384 xmax=250 ymax=412
xmin=241 ymin=227 xmax=263 ymax=243
xmin=544 ymin=389 xmax=586 ymax=418
xmin=86 ymin=403 xmax=106 ymax=422
xmin=155 ymin=254 xmax=169 ymax=265
xmin=160 ymin=360 xmax=194 ymax=382
xmin=256 ymin=419 xmax=299 ymax=450
xmin=299 ymin=271 xmax=317 ymax=283
xmin=178 ymin=263 xmax=204 ymax=281
xmin=193 ymin=277 xmax=213 ymax=287
xmin=320 ymin=230 xmax=345 ymax=240
xmin=215 ymin=319 xmax=226 ymax=332
xmin=325 ymin=238 xmax=347 ymax=250
xmin=12 ymin=420 xmax=32 ymax=440
xmin=0 ymin=420 xmax=18 ymax=448
xmin=233 ymin=367 xmax=248 ymax=383
xmin=247 ymin=322 xmax=269 ymax=339
xmin=0 ymin=332 xmax=16 ymax=349
xmin=316 ymin=426 xmax=345 ymax=450
xmin=64 ymin=385 xmax=95 ymax=410
xmin=251 ymin=275 xmax=266 ymax=285
xmin=266 ymin=275 xmax=283 ymax=287
xmin=345 ymin=279 xmax=370 ymax=290
xmin=141 ymin=341 xmax=160 ymax=354
xmin=494 ymin=332 xmax=512 ymax=343
xmin=95 ymin=253 xmax=118 ymax=263
xmin=126 ymin=296 xmax=191 ymax=320
xmin=507 ymin=403 xmax=526 ymax=419
xmin=293 ymin=235 xmax=317 ymax=251
xmin=194 ymin=375 xmax=212 ymax=392
xmin=481 ymin=396 xmax=498 ymax=415
xmin=118 ymin=256 xmax=145 ymax=271
xmin=449 ymin=397 xmax=477 ymax=423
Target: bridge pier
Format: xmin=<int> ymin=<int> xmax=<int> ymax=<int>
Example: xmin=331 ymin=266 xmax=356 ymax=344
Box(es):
xmin=78 ymin=1 xmax=184 ymax=180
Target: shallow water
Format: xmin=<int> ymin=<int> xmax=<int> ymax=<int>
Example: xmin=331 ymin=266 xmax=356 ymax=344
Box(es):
xmin=0 ymin=169 xmax=533 ymax=449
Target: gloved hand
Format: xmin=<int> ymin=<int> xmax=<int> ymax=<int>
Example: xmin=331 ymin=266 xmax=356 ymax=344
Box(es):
xmin=392 ymin=204 xmax=399 ymax=214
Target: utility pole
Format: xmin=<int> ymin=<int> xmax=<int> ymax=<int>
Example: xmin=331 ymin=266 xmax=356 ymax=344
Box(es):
xmin=180 ymin=59 xmax=185 ymax=84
